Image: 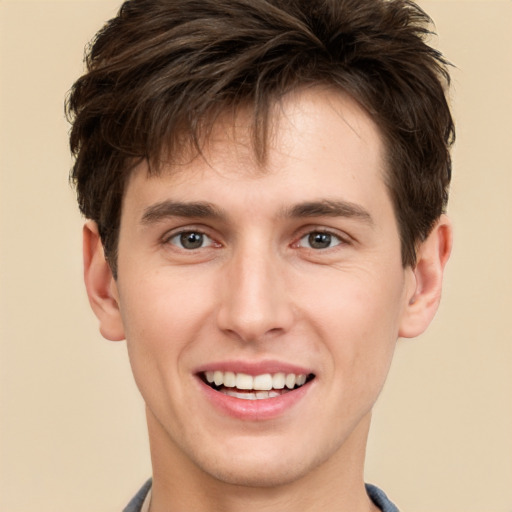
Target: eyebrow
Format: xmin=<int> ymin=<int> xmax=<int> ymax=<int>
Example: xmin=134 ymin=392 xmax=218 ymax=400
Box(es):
xmin=140 ymin=198 xmax=373 ymax=225
xmin=141 ymin=200 xmax=224 ymax=224
xmin=281 ymin=200 xmax=373 ymax=224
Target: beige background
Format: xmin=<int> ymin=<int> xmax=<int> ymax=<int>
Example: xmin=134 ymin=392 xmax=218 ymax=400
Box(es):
xmin=0 ymin=0 xmax=511 ymax=510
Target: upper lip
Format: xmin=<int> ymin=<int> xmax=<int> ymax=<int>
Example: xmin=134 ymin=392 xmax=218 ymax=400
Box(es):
xmin=194 ymin=359 xmax=314 ymax=377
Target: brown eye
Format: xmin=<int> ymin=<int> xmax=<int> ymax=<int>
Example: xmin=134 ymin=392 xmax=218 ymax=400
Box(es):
xmin=168 ymin=231 xmax=213 ymax=250
xmin=298 ymin=231 xmax=342 ymax=250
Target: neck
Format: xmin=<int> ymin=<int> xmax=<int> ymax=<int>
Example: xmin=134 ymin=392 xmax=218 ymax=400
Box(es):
xmin=146 ymin=409 xmax=378 ymax=512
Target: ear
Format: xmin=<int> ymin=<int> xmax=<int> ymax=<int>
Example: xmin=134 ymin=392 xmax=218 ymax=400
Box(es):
xmin=399 ymin=215 xmax=453 ymax=339
xmin=83 ymin=221 xmax=125 ymax=341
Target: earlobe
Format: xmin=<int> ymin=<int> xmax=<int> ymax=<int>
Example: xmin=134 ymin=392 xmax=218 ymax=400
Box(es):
xmin=83 ymin=221 xmax=125 ymax=341
xmin=399 ymin=215 xmax=453 ymax=339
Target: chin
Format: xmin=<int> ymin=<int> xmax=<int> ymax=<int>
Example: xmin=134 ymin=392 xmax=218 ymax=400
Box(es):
xmin=202 ymin=458 xmax=312 ymax=488
xmin=188 ymin=437 xmax=334 ymax=489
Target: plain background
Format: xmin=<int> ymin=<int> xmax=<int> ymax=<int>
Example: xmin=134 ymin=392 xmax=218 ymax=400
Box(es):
xmin=0 ymin=0 xmax=511 ymax=510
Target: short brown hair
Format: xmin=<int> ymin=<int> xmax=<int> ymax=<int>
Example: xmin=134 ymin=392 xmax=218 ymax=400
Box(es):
xmin=67 ymin=0 xmax=454 ymax=276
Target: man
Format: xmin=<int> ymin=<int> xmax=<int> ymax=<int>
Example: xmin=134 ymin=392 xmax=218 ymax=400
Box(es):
xmin=66 ymin=0 xmax=454 ymax=510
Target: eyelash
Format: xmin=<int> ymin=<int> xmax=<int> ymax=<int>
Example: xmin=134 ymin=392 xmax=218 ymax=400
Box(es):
xmin=294 ymin=229 xmax=349 ymax=251
xmin=161 ymin=227 xmax=351 ymax=252
xmin=163 ymin=229 xmax=218 ymax=250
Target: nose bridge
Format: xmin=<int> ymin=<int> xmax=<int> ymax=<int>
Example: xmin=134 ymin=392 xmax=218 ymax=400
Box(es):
xmin=217 ymin=236 xmax=292 ymax=341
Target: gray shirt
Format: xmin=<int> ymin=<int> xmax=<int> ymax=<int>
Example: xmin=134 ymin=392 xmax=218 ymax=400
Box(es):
xmin=123 ymin=479 xmax=400 ymax=512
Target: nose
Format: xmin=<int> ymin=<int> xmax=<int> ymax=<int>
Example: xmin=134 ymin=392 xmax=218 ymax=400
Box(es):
xmin=216 ymin=246 xmax=295 ymax=343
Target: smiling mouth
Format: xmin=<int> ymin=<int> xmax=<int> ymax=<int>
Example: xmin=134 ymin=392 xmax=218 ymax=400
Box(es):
xmin=200 ymin=371 xmax=315 ymax=400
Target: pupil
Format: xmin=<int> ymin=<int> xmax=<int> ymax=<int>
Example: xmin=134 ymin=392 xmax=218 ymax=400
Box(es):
xmin=180 ymin=232 xmax=203 ymax=249
xmin=309 ymin=232 xmax=331 ymax=249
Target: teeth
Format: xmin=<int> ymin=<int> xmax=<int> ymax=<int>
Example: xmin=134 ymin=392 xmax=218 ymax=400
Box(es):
xmin=272 ymin=373 xmax=285 ymax=389
xmin=204 ymin=371 xmax=309 ymax=391
xmin=253 ymin=374 xmax=273 ymax=390
xmin=224 ymin=390 xmax=286 ymax=400
xmin=285 ymin=374 xmax=296 ymax=389
xmin=213 ymin=370 xmax=223 ymax=386
xmin=224 ymin=371 xmax=236 ymax=388
xmin=236 ymin=373 xmax=253 ymax=390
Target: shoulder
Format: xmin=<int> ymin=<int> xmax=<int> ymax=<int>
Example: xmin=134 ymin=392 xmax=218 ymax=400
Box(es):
xmin=366 ymin=483 xmax=400 ymax=512
xmin=123 ymin=480 xmax=398 ymax=512
xmin=123 ymin=479 xmax=152 ymax=512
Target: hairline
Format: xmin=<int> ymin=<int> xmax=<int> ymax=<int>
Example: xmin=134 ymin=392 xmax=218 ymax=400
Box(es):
xmin=106 ymin=84 xmax=412 ymax=279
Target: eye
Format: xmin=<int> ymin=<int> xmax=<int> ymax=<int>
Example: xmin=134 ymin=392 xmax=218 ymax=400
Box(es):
xmin=297 ymin=231 xmax=343 ymax=250
xmin=167 ymin=231 xmax=216 ymax=250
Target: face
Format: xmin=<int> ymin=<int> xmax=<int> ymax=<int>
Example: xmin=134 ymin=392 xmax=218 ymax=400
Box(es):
xmin=105 ymin=88 xmax=419 ymax=487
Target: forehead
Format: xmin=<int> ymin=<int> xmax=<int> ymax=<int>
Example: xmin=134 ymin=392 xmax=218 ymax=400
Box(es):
xmin=123 ymin=87 xmax=388 ymax=217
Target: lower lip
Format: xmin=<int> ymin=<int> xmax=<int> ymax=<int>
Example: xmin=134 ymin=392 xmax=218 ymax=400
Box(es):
xmin=197 ymin=378 xmax=313 ymax=421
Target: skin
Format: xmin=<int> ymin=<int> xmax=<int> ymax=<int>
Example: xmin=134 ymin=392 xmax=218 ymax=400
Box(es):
xmin=84 ymin=87 xmax=452 ymax=512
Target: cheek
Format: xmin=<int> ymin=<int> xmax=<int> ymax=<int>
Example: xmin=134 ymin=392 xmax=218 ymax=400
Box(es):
xmin=117 ymin=270 xmax=217 ymax=385
xmin=301 ymin=268 xmax=405 ymax=379
xmin=120 ymin=266 xmax=214 ymax=336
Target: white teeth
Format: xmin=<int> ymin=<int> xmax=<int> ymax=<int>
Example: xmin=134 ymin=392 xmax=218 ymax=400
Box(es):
xmin=224 ymin=390 xmax=283 ymax=400
xmin=223 ymin=371 xmax=236 ymax=388
xmin=213 ymin=370 xmax=224 ymax=387
xmin=272 ymin=373 xmax=285 ymax=389
xmin=285 ymin=373 xmax=296 ymax=389
xmin=225 ymin=390 xmax=254 ymax=400
xmin=236 ymin=373 xmax=253 ymax=390
xmin=253 ymin=373 xmax=273 ymax=390
xmin=203 ymin=371 xmax=309 ymax=391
